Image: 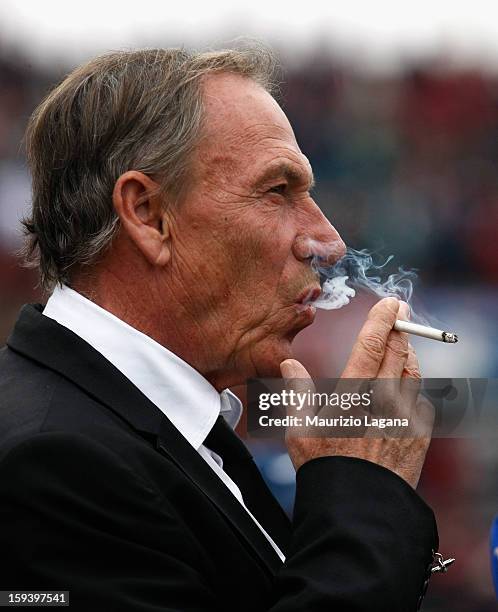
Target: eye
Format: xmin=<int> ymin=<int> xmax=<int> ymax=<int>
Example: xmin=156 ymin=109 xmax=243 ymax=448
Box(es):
xmin=267 ymin=184 xmax=287 ymax=196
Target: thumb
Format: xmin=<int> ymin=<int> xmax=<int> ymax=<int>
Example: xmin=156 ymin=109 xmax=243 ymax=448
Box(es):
xmin=280 ymin=358 xmax=316 ymax=422
xmin=280 ymin=358 xmax=311 ymax=379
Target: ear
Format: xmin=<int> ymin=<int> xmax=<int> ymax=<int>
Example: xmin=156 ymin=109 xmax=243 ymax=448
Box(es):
xmin=112 ymin=171 xmax=171 ymax=267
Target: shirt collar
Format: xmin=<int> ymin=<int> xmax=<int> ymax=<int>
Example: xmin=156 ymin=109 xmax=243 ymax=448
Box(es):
xmin=42 ymin=284 xmax=242 ymax=450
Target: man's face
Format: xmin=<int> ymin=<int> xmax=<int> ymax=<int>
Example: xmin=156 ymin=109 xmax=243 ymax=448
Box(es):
xmin=167 ymin=73 xmax=345 ymax=383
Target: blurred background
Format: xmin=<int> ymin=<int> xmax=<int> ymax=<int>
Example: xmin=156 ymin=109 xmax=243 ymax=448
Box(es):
xmin=0 ymin=1 xmax=497 ymax=608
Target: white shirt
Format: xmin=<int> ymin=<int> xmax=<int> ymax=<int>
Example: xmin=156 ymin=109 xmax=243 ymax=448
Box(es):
xmin=43 ymin=284 xmax=285 ymax=562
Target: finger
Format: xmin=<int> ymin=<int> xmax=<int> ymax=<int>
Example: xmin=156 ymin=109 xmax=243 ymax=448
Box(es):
xmin=377 ymin=301 xmax=410 ymax=380
xmin=280 ymin=358 xmax=312 ymax=380
xmin=342 ymin=297 xmax=399 ymax=379
xmin=280 ymin=358 xmax=316 ymax=421
xmin=401 ymin=343 xmax=422 ymax=407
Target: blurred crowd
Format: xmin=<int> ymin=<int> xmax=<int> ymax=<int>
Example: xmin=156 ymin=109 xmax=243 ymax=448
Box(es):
xmin=284 ymin=58 xmax=498 ymax=286
xmin=1 ymin=48 xmax=498 ymax=610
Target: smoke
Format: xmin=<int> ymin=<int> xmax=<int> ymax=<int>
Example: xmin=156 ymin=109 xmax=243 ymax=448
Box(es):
xmin=310 ymin=247 xmax=428 ymax=324
xmin=312 ymin=275 xmax=356 ymax=310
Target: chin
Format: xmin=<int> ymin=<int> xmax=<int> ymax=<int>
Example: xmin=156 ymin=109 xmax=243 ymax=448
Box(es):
xmin=251 ymin=337 xmax=294 ymax=378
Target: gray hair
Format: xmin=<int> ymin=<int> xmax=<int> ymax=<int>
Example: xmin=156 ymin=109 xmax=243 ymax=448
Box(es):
xmin=21 ymin=44 xmax=279 ymax=292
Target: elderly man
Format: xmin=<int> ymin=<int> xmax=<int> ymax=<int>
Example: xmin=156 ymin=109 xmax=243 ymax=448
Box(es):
xmin=0 ymin=47 xmax=438 ymax=611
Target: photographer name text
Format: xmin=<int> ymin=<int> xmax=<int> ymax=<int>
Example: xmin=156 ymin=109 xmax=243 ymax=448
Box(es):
xmin=258 ymin=414 xmax=409 ymax=429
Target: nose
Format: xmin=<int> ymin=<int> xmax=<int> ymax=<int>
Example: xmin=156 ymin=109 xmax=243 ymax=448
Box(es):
xmin=292 ymin=203 xmax=346 ymax=267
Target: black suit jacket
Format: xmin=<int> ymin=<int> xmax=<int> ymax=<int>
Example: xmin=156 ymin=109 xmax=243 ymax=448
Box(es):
xmin=0 ymin=304 xmax=438 ymax=611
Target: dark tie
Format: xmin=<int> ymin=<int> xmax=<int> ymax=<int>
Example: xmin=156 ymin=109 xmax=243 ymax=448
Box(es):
xmin=204 ymin=415 xmax=292 ymax=554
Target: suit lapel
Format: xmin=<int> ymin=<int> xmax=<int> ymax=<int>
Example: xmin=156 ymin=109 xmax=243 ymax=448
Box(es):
xmin=156 ymin=418 xmax=285 ymax=572
xmin=7 ymin=304 xmax=284 ymax=574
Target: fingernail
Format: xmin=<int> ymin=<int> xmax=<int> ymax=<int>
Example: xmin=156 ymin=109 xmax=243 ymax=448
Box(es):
xmin=398 ymin=301 xmax=410 ymax=320
xmin=280 ymin=359 xmax=297 ymax=378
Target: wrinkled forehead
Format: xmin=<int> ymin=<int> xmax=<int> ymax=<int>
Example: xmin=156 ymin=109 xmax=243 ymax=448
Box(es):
xmin=198 ymin=72 xmax=311 ymax=182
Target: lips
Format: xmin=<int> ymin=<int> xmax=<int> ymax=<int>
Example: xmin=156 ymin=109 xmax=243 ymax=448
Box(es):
xmin=296 ymin=286 xmax=322 ymax=305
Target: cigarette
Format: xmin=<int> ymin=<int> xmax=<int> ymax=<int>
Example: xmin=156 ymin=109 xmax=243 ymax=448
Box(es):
xmin=393 ymin=320 xmax=458 ymax=343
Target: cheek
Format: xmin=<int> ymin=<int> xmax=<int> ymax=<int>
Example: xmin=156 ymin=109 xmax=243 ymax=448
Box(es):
xmin=178 ymin=199 xmax=296 ymax=298
xmin=235 ymin=221 xmax=295 ymax=291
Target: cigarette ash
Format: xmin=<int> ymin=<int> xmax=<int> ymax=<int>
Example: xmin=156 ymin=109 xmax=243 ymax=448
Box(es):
xmin=311 ymin=248 xmax=427 ymax=324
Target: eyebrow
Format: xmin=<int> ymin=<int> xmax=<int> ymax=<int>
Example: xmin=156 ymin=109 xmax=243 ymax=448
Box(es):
xmin=253 ymin=161 xmax=315 ymax=191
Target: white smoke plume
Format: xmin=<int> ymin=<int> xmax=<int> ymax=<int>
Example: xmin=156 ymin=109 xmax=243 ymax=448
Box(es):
xmin=311 ymin=247 xmax=427 ymax=324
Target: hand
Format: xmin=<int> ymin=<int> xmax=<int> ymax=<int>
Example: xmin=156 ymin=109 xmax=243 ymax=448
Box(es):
xmin=281 ymin=297 xmax=434 ymax=489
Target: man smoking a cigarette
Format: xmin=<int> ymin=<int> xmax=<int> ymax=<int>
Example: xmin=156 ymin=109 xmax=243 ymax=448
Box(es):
xmin=0 ymin=46 xmax=440 ymax=611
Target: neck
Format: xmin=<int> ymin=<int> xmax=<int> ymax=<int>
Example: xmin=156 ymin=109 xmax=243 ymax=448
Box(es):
xmin=71 ymin=268 xmax=240 ymax=391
